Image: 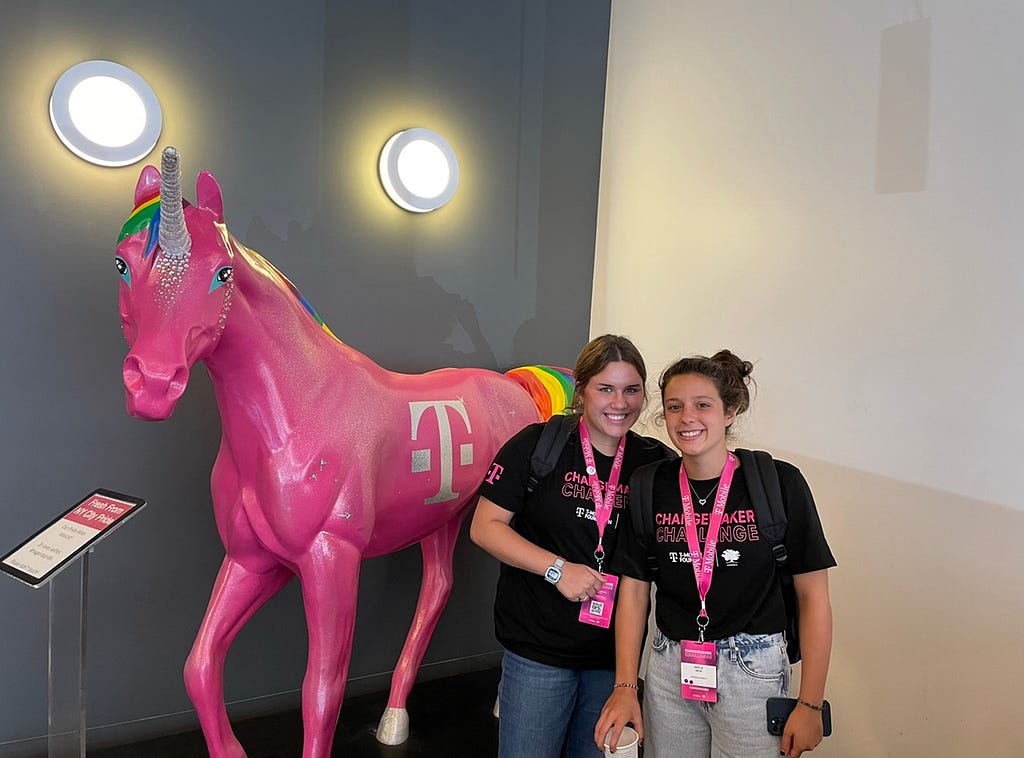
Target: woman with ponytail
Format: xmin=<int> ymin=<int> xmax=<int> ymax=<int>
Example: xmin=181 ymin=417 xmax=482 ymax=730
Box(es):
xmin=471 ymin=335 xmax=675 ymax=758
xmin=595 ymin=351 xmax=835 ymax=758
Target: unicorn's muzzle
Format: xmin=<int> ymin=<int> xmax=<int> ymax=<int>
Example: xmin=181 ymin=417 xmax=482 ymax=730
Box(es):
xmin=122 ymin=354 xmax=190 ymax=420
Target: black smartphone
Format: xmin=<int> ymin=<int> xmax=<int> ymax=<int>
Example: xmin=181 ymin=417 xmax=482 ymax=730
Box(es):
xmin=766 ymin=697 xmax=832 ymax=737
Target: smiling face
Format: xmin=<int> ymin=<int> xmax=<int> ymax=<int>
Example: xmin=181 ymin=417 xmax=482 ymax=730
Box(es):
xmin=579 ymin=360 xmax=645 ymax=455
xmin=662 ymin=372 xmax=737 ymax=478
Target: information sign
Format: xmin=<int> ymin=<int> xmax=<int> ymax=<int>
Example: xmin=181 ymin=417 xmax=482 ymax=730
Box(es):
xmin=1 ymin=489 xmax=146 ymax=587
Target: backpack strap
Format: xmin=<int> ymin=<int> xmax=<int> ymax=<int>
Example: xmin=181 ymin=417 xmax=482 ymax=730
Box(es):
xmin=527 ymin=414 xmax=575 ymax=494
xmin=736 ymin=448 xmax=802 ymax=663
xmin=736 ymin=448 xmax=787 ymax=567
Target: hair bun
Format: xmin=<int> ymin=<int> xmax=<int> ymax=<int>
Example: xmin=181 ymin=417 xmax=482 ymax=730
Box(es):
xmin=710 ymin=349 xmax=753 ymax=379
xmin=658 ymin=350 xmax=755 ymax=420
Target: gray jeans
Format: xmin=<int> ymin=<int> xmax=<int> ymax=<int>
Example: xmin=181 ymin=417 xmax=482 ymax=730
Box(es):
xmin=643 ymin=630 xmax=790 ymax=758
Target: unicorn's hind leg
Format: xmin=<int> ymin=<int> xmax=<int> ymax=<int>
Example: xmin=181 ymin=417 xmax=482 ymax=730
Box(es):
xmin=295 ymin=534 xmax=363 ymax=758
xmin=184 ymin=556 xmax=292 ymax=758
xmin=376 ymin=511 xmax=466 ymax=745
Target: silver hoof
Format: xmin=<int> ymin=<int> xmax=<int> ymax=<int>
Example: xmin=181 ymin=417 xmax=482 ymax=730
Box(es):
xmin=376 ymin=706 xmax=410 ymax=745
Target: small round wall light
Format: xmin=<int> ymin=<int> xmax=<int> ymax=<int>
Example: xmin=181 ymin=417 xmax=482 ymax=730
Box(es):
xmin=379 ymin=128 xmax=459 ymax=212
xmin=49 ymin=60 xmax=163 ymax=167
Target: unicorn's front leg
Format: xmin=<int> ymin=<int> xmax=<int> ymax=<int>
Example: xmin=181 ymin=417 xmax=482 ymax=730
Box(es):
xmin=184 ymin=556 xmax=292 ymax=758
xmin=295 ymin=534 xmax=363 ymax=758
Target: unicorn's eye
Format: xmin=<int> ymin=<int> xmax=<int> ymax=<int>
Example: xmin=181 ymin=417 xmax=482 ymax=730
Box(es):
xmin=115 ymin=256 xmax=131 ymax=286
xmin=209 ymin=266 xmax=233 ymax=292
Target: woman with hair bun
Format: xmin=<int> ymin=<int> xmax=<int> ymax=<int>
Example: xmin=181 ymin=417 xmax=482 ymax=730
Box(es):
xmin=595 ymin=351 xmax=836 ymax=758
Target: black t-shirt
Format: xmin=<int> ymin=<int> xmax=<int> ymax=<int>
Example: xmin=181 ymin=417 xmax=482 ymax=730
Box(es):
xmin=611 ymin=456 xmax=836 ymax=643
xmin=478 ymin=421 xmax=674 ymax=670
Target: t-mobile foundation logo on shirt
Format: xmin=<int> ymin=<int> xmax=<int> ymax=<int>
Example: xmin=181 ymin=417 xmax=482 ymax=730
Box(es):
xmin=721 ymin=549 xmax=741 ymax=566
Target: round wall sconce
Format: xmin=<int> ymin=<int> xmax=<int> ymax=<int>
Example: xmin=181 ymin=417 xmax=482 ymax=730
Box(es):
xmin=49 ymin=60 xmax=163 ymax=167
xmin=379 ymin=128 xmax=459 ymax=212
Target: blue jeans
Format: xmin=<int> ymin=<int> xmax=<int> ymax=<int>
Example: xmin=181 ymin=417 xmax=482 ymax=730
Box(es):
xmin=498 ymin=650 xmax=611 ymax=758
xmin=643 ymin=630 xmax=790 ymax=758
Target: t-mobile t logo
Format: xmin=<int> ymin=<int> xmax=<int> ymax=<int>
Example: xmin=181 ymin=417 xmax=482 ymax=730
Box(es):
xmin=484 ymin=462 xmax=504 ymax=484
xmin=409 ymin=400 xmax=474 ymax=504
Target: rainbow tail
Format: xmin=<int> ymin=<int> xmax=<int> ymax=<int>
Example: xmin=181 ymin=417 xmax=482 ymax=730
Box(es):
xmin=504 ymin=365 xmax=575 ymax=421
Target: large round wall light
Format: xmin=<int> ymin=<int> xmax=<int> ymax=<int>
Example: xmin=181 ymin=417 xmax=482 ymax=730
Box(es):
xmin=379 ymin=128 xmax=459 ymax=213
xmin=49 ymin=60 xmax=163 ymax=167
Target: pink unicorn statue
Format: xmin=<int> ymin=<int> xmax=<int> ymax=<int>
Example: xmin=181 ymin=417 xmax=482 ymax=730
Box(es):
xmin=115 ymin=146 xmax=572 ymax=757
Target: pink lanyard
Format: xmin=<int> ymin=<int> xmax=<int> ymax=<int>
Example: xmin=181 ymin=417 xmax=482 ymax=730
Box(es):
xmin=679 ymin=452 xmax=737 ymax=642
xmin=578 ymin=421 xmax=626 ymax=573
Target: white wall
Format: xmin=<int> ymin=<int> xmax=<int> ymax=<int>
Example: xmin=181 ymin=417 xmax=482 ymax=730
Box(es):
xmin=595 ymin=2 xmax=1024 ymax=755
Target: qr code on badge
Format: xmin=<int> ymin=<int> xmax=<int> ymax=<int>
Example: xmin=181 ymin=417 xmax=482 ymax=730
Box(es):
xmin=588 ymin=600 xmax=604 ymax=615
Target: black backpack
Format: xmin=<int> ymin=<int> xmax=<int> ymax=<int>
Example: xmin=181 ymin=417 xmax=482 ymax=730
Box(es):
xmin=629 ymin=449 xmax=802 ymax=663
xmin=526 ymin=414 xmax=576 ymax=494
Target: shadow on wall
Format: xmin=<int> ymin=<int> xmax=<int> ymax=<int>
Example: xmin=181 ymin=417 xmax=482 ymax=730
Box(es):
xmin=245 ymin=216 xmax=499 ymax=373
xmin=875 ymin=17 xmax=931 ymax=195
xmin=777 ymin=449 xmax=1023 ymax=757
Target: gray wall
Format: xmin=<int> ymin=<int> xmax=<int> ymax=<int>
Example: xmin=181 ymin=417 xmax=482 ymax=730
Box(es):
xmin=0 ymin=1 xmax=610 ymax=752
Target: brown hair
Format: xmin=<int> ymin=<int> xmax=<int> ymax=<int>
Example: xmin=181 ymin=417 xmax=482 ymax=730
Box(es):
xmin=570 ymin=334 xmax=648 ymax=413
xmin=658 ymin=350 xmax=755 ymax=432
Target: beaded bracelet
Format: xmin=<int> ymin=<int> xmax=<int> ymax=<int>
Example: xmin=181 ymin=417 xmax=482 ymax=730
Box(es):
xmin=614 ymin=682 xmax=639 ymax=690
xmin=796 ymin=697 xmax=824 ymax=711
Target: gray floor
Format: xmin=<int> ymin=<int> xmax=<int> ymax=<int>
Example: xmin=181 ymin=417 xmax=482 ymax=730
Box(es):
xmin=88 ymin=668 xmax=500 ymax=758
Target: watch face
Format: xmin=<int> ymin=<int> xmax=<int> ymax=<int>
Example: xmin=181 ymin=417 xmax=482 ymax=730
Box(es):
xmin=545 ymin=565 xmax=562 ymax=583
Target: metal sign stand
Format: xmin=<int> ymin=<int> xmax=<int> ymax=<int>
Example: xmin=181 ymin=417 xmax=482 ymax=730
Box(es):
xmin=1 ymin=489 xmax=146 ymax=757
xmin=47 ymin=551 xmax=90 ymax=758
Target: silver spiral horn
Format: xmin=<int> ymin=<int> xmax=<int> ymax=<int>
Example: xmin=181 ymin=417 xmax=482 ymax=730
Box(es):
xmin=158 ymin=146 xmax=191 ymax=259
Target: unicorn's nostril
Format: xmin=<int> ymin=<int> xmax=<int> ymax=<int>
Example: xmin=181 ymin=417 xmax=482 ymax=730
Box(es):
xmin=123 ymin=356 xmax=144 ymax=393
xmin=169 ymin=366 xmax=189 ymax=399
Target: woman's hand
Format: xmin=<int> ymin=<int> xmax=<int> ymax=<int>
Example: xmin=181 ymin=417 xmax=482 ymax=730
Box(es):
xmin=593 ymin=577 xmax=650 ymax=752
xmin=555 ymin=561 xmax=606 ymax=602
xmin=594 ymin=687 xmax=643 ymax=753
xmin=779 ymin=701 xmax=824 ymax=757
xmin=470 ymin=497 xmax=604 ymax=601
xmin=782 ymin=569 xmax=833 ymax=757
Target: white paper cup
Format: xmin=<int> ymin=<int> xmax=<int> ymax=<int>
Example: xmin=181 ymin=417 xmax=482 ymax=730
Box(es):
xmin=603 ymin=725 xmax=639 ymax=758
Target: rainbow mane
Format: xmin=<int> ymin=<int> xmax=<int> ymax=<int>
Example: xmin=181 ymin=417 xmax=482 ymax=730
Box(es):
xmin=247 ymin=249 xmax=342 ymax=344
xmin=118 ymin=191 xmax=162 ymax=259
xmin=277 ymin=268 xmax=342 ymax=343
xmin=504 ymin=365 xmax=575 ymax=419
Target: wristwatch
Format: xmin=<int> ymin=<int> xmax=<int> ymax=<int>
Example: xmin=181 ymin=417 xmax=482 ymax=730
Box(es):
xmin=544 ymin=557 xmax=565 ymax=584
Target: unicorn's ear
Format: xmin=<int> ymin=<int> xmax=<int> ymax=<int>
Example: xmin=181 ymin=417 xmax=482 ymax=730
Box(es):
xmin=134 ymin=165 xmax=161 ymax=206
xmin=195 ymin=170 xmax=225 ymax=223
